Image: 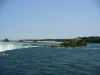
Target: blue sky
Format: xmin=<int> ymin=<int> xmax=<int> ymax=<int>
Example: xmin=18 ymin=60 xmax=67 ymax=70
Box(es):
xmin=0 ymin=0 xmax=100 ymax=40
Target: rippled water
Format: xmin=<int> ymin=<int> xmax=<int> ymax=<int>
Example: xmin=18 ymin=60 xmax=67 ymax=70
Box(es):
xmin=0 ymin=42 xmax=100 ymax=75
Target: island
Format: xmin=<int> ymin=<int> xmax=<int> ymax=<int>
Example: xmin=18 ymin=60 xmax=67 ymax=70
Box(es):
xmin=3 ymin=38 xmax=10 ymax=42
xmin=49 ymin=41 xmax=87 ymax=48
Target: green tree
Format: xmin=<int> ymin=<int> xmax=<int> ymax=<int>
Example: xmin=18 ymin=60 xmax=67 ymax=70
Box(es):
xmin=19 ymin=40 xmax=24 ymax=42
xmin=33 ymin=40 xmax=38 ymax=42
xmin=3 ymin=38 xmax=9 ymax=42
xmin=60 ymin=41 xmax=87 ymax=47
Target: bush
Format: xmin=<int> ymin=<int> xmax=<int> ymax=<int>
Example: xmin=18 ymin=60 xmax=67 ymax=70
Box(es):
xmin=3 ymin=38 xmax=9 ymax=42
xmin=60 ymin=41 xmax=87 ymax=47
xmin=19 ymin=40 xmax=24 ymax=42
xmin=51 ymin=45 xmax=59 ymax=47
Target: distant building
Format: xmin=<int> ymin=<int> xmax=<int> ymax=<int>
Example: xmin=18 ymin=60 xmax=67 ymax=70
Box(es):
xmin=71 ymin=38 xmax=81 ymax=42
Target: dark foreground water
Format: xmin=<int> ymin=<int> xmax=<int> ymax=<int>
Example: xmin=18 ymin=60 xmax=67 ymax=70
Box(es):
xmin=0 ymin=42 xmax=100 ymax=75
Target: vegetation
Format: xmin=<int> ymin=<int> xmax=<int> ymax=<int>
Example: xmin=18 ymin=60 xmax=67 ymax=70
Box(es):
xmin=79 ymin=36 xmax=100 ymax=43
xmin=33 ymin=40 xmax=38 ymax=42
xmin=36 ymin=36 xmax=100 ymax=43
xmin=50 ymin=41 xmax=87 ymax=48
xmin=50 ymin=45 xmax=60 ymax=47
xmin=19 ymin=40 xmax=24 ymax=42
xmin=26 ymin=36 xmax=100 ymax=43
xmin=2 ymin=36 xmax=100 ymax=43
xmin=26 ymin=39 xmax=71 ymax=42
xmin=60 ymin=41 xmax=87 ymax=47
xmin=3 ymin=38 xmax=9 ymax=42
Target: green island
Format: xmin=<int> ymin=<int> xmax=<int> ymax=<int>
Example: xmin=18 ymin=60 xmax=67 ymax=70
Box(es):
xmin=49 ymin=41 xmax=87 ymax=48
xmin=18 ymin=40 xmax=24 ymax=42
xmin=3 ymin=38 xmax=10 ymax=42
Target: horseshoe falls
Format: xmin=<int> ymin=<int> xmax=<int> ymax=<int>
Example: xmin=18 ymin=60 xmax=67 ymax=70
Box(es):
xmin=0 ymin=42 xmax=100 ymax=75
xmin=0 ymin=42 xmax=31 ymax=52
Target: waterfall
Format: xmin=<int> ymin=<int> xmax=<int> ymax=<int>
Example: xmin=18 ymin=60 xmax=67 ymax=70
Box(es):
xmin=0 ymin=42 xmax=31 ymax=52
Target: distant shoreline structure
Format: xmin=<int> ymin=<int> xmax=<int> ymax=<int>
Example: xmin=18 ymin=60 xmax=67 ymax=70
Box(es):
xmin=1 ymin=36 xmax=100 ymax=43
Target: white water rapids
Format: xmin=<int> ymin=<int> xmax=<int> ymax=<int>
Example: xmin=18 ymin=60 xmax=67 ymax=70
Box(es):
xmin=0 ymin=41 xmax=62 ymax=52
xmin=0 ymin=42 xmax=31 ymax=52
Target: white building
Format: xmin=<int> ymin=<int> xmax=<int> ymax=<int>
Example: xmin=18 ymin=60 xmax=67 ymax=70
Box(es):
xmin=72 ymin=38 xmax=81 ymax=42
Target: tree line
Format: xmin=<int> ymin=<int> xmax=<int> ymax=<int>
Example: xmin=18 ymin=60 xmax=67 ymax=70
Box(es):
xmin=60 ymin=41 xmax=87 ymax=47
xmin=79 ymin=36 xmax=100 ymax=43
xmin=2 ymin=36 xmax=100 ymax=43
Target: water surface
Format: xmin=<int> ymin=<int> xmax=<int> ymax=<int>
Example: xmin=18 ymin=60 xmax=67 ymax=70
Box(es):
xmin=0 ymin=42 xmax=100 ymax=75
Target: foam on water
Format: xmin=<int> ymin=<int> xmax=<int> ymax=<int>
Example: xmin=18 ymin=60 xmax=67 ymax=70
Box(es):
xmin=85 ymin=48 xmax=100 ymax=50
xmin=0 ymin=42 xmax=32 ymax=52
xmin=0 ymin=41 xmax=61 ymax=52
xmin=0 ymin=52 xmax=8 ymax=57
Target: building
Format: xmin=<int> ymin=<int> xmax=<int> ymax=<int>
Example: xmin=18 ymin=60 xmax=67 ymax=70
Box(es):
xmin=72 ymin=38 xmax=81 ymax=42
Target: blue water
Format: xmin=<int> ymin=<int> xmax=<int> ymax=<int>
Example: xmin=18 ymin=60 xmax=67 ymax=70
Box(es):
xmin=0 ymin=42 xmax=100 ymax=75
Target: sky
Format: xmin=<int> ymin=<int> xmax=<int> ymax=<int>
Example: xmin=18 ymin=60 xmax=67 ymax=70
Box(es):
xmin=0 ymin=0 xmax=100 ymax=40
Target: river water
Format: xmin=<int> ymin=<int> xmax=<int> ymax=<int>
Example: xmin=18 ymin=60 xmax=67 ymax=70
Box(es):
xmin=0 ymin=42 xmax=100 ymax=75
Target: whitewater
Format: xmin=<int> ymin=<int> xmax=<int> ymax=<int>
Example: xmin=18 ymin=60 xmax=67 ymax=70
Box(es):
xmin=0 ymin=42 xmax=32 ymax=52
xmin=0 ymin=41 xmax=61 ymax=52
